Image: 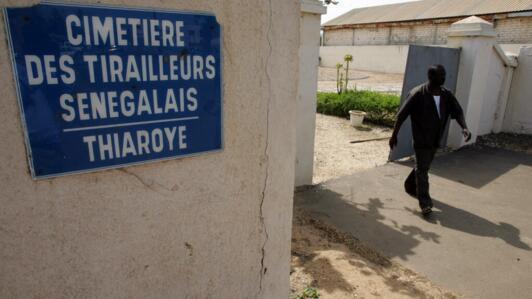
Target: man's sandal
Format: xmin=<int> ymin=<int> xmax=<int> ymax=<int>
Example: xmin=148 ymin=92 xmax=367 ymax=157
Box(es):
xmin=422 ymin=207 xmax=432 ymax=216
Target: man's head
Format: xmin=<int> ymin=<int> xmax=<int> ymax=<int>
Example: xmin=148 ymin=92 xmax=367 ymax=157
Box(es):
xmin=428 ymin=65 xmax=446 ymax=87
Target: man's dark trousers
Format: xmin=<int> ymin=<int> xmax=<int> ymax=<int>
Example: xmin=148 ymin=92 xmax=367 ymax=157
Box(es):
xmin=404 ymin=148 xmax=437 ymax=209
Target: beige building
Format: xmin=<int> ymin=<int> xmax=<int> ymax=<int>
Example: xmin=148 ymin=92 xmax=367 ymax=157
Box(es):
xmin=323 ymin=0 xmax=532 ymax=47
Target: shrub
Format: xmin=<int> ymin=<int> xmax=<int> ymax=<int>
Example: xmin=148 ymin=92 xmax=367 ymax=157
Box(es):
xmin=317 ymin=90 xmax=400 ymax=127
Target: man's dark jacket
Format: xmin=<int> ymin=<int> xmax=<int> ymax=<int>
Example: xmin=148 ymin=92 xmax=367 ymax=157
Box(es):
xmin=397 ymin=83 xmax=465 ymax=149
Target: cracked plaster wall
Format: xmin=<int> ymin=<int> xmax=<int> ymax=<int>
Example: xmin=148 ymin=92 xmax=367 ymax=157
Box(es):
xmin=0 ymin=0 xmax=299 ymax=298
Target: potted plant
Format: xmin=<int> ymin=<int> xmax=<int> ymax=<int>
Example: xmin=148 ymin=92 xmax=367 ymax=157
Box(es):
xmin=349 ymin=110 xmax=366 ymax=127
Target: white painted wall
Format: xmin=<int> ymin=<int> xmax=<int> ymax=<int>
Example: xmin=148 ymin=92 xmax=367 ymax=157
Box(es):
xmin=295 ymin=1 xmax=326 ymax=187
xmin=0 ymin=0 xmax=299 ymax=298
xmin=478 ymin=48 xmax=506 ymax=135
xmin=503 ymin=46 xmax=532 ymax=134
xmin=320 ymin=45 xmax=409 ymax=74
xmin=319 ymin=44 xmax=531 ymax=74
xmin=446 ymin=17 xmax=498 ymax=148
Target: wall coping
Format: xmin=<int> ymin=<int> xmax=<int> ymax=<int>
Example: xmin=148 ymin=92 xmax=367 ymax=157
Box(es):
xmin=494 ymin=44 xmax=518 ymax=67
xmin=447 ymin=16 xmax=496 ymax=37
xmin=301 ymin=0 xmax=326 ymax=15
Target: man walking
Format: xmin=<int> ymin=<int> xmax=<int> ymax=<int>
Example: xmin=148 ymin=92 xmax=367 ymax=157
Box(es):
xmin=389 ymin=65 xmax=471 ymax=215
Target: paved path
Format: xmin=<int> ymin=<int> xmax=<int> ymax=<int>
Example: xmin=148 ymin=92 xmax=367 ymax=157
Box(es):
xmin=296 ymin=147 xmax=532 ymax=299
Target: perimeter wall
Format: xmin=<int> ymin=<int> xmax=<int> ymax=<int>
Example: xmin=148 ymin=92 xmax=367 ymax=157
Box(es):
xmin=0 ymin=0 xmax=300 ymax=298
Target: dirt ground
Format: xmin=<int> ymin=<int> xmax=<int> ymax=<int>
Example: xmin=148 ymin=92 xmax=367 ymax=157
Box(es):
xmin=476 ymin=133 xmax=532 ymax=154
xmin=290 ymin=207 xmax=460 ymax=299
xmin=313 ymin=114 xmax=392 ymax=184
xmin=318 ymin=67 xmax=404 ymax=94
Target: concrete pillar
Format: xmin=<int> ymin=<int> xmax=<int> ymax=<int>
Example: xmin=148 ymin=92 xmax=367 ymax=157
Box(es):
xmin=446 ymin=16 xmax=497 ymax=148
xmin=0 ymin=1 xmax=300 ymax=298
xmin=492 ymin=44 xmax=518 ymax=133
xmin=502 ymin=46 xmax=532 ymax=134
xmin=295 ymin=0 xmax=326 ymax=187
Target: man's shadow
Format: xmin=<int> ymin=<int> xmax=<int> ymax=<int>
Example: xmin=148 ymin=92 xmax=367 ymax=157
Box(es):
xmin=407 ymin=199 xmax=531 ymax=251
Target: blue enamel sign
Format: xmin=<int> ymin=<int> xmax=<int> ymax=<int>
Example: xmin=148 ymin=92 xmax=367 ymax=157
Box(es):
xmin=4 ymin=2 xmax=222 ymax=179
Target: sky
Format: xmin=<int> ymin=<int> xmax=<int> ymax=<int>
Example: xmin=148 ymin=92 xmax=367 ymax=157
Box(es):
xmin=321 ymin=0 xmax=419 ymax=24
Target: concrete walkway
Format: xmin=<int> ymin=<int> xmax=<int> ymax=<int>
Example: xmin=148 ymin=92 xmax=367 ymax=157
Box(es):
xmin=295 ymin=147 xmax=532 ymax=299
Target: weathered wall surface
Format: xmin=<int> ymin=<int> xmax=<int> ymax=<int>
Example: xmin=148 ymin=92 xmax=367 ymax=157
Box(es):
xmin=323 ymin=16 xmax=532 ymax=47
xmin=323 ymin=24 xmax=450 ymax=46
xmin=495 ymin=17 xmax=532 ymax=44
xmin=504 ymin=46 xmax=532 ymax=134
xmin=353 ymin=27 xmax=390 ymax=46
xmin=323 ymin=28 xmax=353 ymax=46
xmin=0 ymin=0 xmax=299 ymax=298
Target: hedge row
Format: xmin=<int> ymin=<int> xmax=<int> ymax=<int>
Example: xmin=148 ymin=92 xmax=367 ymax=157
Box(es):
xmin=317 ymin=90 xmax=401 ymax=127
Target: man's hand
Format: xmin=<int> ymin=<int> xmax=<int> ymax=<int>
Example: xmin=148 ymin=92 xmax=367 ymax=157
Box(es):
xmin=462 ymin=128 xmax=472 ymax=142
xmin=389 ymin=134 xmax=398 ymax=149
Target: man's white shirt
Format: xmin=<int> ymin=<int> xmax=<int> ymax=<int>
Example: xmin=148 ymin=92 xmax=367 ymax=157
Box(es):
xmin=433 ymin=95 xmax=441 ymax=118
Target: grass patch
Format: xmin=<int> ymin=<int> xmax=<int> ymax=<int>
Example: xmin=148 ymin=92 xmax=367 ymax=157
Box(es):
xmin=317 ymin=90 xmax=400 ymax=127
xmin=293 ymin=287 xmax=320 ymax=299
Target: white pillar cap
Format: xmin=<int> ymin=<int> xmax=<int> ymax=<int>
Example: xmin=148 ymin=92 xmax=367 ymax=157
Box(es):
xmin=301 ymin=0 xmax=327 ymax=15
xmin=447 ymin=16 xmax=496 ymax=37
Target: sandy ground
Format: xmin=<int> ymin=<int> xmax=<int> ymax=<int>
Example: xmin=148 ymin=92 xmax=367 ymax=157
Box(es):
xmin=313 ymin=114 xmax=392 ymax=184
xmin=290 ymin=207 xmax=460 ymax=299
xmin=318 ymin=67 xmax=404 ymax=94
